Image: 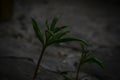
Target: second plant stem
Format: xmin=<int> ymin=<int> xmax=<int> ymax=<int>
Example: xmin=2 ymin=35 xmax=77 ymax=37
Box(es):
xmin=75 ymin=54 xmax=84 ymax=80
xmin=76 ymin=45 xmax=85 ymax=80
xmin=33 ymin=45 xmax=46 ymax=80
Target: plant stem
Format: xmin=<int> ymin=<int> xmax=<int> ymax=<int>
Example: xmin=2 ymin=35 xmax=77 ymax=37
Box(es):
xmin=75 ymin=57 xmax=82 ymax=80
xmin=33 ymin=46 xmax=46 ymax=80
xmin=75 ymin=44 xmax=86 ymax=80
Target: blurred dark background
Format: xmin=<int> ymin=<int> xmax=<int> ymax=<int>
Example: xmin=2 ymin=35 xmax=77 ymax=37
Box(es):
xmin=0 ymin=0 xmax=120 ymax=80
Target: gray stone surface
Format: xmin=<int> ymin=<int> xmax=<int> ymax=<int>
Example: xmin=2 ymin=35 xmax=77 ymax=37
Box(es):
xmin=0 ymin=0 xmax=120 ymax=80
xmin=0 ymin=57 xmax=35 ymax=80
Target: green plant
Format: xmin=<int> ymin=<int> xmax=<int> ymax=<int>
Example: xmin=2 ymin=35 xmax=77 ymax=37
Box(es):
xmin=61 ymin=43 xmax=104 ymax=80
xmin=32 ymin=16 xmax=87 ymax=80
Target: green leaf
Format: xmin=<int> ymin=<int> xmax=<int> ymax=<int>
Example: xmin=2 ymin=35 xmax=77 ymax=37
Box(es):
xmin=32 ymin=18 xmax=44 ymax=45
xmin=53 ymin=31 xmax=70 ymax=39
xmin=45 ymin=30 xmax=54 ymax=41
xmin=54 ymin=26 xmax=68 ymax=33
xmin=46 ymin=30 xmax=54 ymax=36
xmin=86 ymin=51 xmax=93 ymax=57
xmin=45 ymin=19 xmax=49 ymax=29
xmin=45 ymin=30 xmax=51 ymax=41
xmin=62 ymin=74 xmax=74 ymax=80
xmin=46 ymin=31 xmax=69 ymax=45
xmin=83 ymin=57 xmax=104 ymax=69
xmin=55 ymin=31 xmax=70 ymax=39
xmin=50 ymin=16 xmax=60 ymax=31
xmin=47 ymin=38 xmax=88 ymax=46
xmin=50 ymin=26 xmax=69 ymax=43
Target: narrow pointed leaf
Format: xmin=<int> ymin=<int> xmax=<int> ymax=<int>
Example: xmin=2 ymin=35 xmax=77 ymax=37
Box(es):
xmin=83 ymin=57 xmax=104 ymax=69
xmin=47 ymin=30 xmax=54 ymax=36
xmin=46 ymin=31 xmax=69 ymax=45
xmin=47 ymin=38 xmax=87 ymax=46
xmin=50 ymin=16 xmax=60 ymax=31
xmin=32 ymin=18 xmax=44 ymax=45
xmin=53 ymin=31 xmax=70 ymax=40
xmin=45 ymin=30 xmax=51 ymax=41
xmin=55 ymin=31 xmax=70 ymax=39
xmin=62 ymin=74 xmax=74 ymax=80
xmin=86 ymin=51 xmax=93 ymax=57
xmin=45 ymin=30 xmax=54 ymax=41
xmin=45 ymin=19 xmax=49 ymax=29
xmin=54 ymin=26 xmax=68 ymax=33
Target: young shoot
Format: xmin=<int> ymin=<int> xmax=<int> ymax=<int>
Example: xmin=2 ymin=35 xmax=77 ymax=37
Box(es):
xmin=32 ymin=16 xmax=87 ymax=80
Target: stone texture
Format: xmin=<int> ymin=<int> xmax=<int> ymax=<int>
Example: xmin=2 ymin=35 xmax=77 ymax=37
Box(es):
xmin=0 ymin=57 xmax=35 ymax=80
xmin=0 ymin=0 xmax=120 ymax=80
